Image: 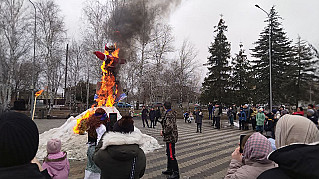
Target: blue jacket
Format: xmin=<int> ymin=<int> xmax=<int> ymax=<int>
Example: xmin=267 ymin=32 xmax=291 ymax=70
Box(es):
xmin=238 ymin=111 xmax=247 ymax=121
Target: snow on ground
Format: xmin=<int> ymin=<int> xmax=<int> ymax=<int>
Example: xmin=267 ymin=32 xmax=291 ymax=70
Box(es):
xmin=36 ymin=107 xmax=161 ymax=160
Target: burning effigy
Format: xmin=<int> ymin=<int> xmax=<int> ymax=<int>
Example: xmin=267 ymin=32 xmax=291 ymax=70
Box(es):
xmin=73 ymin=44 xmax=124 ymax=135
xmin=36 ymin=45 xmax=161 ymax=161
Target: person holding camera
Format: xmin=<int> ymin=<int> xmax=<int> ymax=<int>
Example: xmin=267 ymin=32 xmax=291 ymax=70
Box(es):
xmin=224 ymin=133 xmax=275 ymax=179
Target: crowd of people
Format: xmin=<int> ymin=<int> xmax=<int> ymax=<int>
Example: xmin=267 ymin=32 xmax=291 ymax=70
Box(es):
xmin=0 ymin=102 xmax=179 ymax=179
xmin=141 ymin=106 xmax=161 ymax=128
xmin=224 ymin=104 xmax=319 ymax=136
xmin=1 ymin=101 xmax=319 ymax=179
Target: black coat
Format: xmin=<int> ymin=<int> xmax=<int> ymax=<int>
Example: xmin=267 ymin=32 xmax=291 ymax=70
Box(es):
xmin=149 ymin=110 xmax=156 ymax=120
xmin=141 ymin=109 xmax=148 ymax=119
xmin=94 ymin=133 xmax=146 ymax=179
xmin=0 ymin=163 xmax=50 ymax=179
xmin=258 ymin=143 xmax=319 ymax=179
xmin=155 ymin=109 xmax=161 ymax=118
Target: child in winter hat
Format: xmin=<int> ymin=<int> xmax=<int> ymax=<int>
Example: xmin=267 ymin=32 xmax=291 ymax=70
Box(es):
xmin=42 ymin=139 xmax=70 ymax=179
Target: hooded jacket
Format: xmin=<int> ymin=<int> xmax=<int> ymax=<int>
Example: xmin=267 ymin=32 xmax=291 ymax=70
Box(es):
xmin=42 ymin=151 xmax=70 ymax=179
xmin=225 ymin=133 xmax=275 ymax=179
xmin=258 ymin=143 xmax=319 ymax=179
xmin=93 ymin=131 xmax=146 ymax=179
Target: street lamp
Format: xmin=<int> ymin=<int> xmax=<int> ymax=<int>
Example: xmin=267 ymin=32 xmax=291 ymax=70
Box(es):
xmin=28 ymin=0 xmax=36 ymax=116
xmin=255 ymin=4 xmax=272 ymax=111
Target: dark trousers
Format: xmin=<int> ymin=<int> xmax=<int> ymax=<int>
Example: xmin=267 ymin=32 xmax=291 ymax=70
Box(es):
xmin=166 ymin=143 xmax=179 ymax=172
xmin=251 ymin=117 xmax=256 ymax=130
xmin=215 ymin=117 xmax=220 ymax=129
xmin=155 ymin=117 xmax=159 ymax=126
xmin=150 ymin=119 xmax=155 ymax=128
xmin=142 ymin=117 xmax=149 ymax=127
xmin=228 ymin=116 xmax=234 ymax=125
xmin=256 ymin=125 xmax=263 ymax=134
xmin=196 ymin=123 xmax=202 ymax=132
xmin=239 ymin=120 xmax=245 ymax=130
xmin=212 ymin=117 xmax=216 ymax=126
xmin=208 ymin=111 xmax=213 ymax=120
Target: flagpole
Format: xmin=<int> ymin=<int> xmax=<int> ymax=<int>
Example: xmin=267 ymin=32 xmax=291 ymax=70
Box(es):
xmin=32 ymin=96 xmax=37 ymax=120
xmin=32 ymin=89 xmax=43 ymax=120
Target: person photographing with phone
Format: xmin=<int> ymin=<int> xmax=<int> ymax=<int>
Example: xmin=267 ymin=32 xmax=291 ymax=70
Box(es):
xmin=224 ymin=133 xmax=275 ymax=179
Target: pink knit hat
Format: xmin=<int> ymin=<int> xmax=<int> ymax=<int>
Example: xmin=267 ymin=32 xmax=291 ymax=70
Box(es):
xmin=47 ymin=139 xmax=61 ymax=154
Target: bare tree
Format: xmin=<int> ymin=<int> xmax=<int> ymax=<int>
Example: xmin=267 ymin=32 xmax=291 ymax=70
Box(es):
xmin=172 ymin=39 xmax=199 ymax=105
xmin=36 ymin=0 xmax=66 ymax=108
xmin=81 ymin=0 xmax=110 ymax=81
xmin=0 ymin=0 xmax=32 ymax=112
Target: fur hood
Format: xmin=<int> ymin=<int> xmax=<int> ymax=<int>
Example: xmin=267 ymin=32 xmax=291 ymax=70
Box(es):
xmin=100 ymin=129 xmax=144 ymax=150
xmin=99 ymin=127 xmax=161 ymax=154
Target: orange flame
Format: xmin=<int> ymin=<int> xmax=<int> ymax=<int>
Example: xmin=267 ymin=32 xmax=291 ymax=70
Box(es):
xmin=73 ymin=45 xmax=120 ymax=134
xmin=73 ymin=109 xmax=95 ymax=134
xmin=35 ymin=89 xmax=44 ymax=97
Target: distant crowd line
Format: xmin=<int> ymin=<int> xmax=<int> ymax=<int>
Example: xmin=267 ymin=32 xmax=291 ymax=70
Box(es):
xmin=1 ymin=102 xmax=319 ymax=179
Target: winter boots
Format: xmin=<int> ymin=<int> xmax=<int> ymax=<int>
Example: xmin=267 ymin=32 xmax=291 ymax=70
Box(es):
xmin=167 ymin=171 xmax=180 ymax=179
xmin=162 ymin=169 xmax=173 ymax=175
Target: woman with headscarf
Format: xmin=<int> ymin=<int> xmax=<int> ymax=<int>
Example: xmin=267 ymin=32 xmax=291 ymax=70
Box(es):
xmin=224 ymin=132 xmax=275 ymax=179
xmin=258 ymin=114 xmax=319 ymax=179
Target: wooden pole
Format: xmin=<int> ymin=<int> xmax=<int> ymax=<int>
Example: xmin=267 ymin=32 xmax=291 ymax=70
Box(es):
xmin=32 ymin=96 xmax=37 ymax=120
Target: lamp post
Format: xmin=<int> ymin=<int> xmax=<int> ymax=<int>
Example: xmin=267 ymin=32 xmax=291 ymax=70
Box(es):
xmin=28 ymin=0 xmax=36 ymax=116
xmin=255 ymin=4 xmax=272 ymax=111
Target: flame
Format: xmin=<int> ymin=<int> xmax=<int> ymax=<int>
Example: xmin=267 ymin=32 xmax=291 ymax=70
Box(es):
xmin=72 ymin=109 xmax=95 ymax=134
xmin=35 ymin=89 xmax=44 ymax=97
xmin=73 ymin=44 xmax=120 ymax=134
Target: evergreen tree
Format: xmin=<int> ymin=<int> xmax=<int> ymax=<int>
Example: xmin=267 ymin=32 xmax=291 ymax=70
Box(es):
xmin=231 ymin=44 xmax=253 ymax=105
xmin=201 ymin=17 xmax=231 ymax=104
xmin=293 ymin=36 xmax=318 ymax=106
xmin=251 ymin=6 xmax=294 ymax=105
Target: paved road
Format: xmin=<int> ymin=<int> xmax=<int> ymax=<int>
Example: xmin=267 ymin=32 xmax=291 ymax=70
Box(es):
xmin=35 ymin=118 xmax=252 ymax=179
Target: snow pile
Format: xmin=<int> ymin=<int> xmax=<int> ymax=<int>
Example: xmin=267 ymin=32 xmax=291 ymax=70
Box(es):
xmin=36 ymin=107 xmax=161 ymax=160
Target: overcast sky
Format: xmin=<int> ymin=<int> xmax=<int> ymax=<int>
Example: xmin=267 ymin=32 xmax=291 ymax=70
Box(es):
xmin=53 ymin=0 xmax=319 ymax=80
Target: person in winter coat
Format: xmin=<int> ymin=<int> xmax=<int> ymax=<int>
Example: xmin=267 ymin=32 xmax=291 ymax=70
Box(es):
xmin=227 ymin=107 xmax=234 ymax=126
xmin=238 ymin=108 xmax=247 ymax=130
xmin=141 ymin=106 xmax=149 ymax=128
xmin=195 ymin=109 xmax=203 ymax=133
xmin=149 ymin=107 xmax=156 ymax=128
xmin=256 ymin=108 xmax=265 ymax=134
xmin=292 ymin=107 xmax=304 ymax=116
xmin=208 ymin=102 xmax=213 ymax=120
xmin=93 ymin=115 xmax=146 ymax=179
xmin=258 ymin=114 xmax=319 ymax=179
xmin=224 ymin=132 xmax=275 ymax=179
xmin=85 ymin=108 xmax=109 ymax=179
xmin=0 ymin=112 xmax=51 ymax=179
xmin=213 ymin=104 xmax=222 ymax=129
xmin=184 ymin=111 xmax=190 ymax=123
xmin=264 ymin=110 xmax=276 ymax=138
xmin=307 ymin=109 xmax=318 ymax=125
xmin=250 ymin=107 xmax=258 ymax=130
xmin=42 ymin=139 xmax=70 ymax=179
xmin=160 ymin=102 xmax=179 ymax=179
xmin=155 ymin=107 xmax=161 ymax=126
